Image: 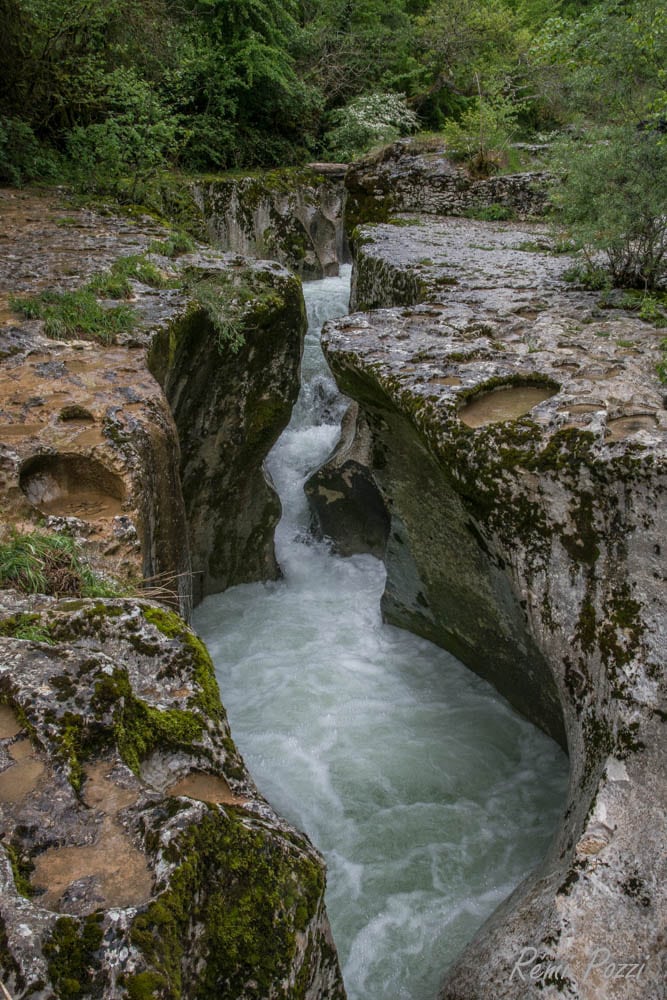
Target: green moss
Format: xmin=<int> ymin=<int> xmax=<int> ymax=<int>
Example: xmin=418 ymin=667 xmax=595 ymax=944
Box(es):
xmin=142 ymin=608 xmax=223 ymax=722
xmin=130 ymin=810 xmax=325 ymax=1000
xmin=92 ymin=666 xmax=205 ymax=774
xmin=125 ymin=971 xmax=170 ymax=999
xmin=0 ymin=612 xmax=56 ymax=644
xmin=57 ymin=713 xmax=87 ymax=793
xmin=2 ymin=839 xmax=35 ymax=898
xmin=44 ymin=914 xmax=104 ymax=999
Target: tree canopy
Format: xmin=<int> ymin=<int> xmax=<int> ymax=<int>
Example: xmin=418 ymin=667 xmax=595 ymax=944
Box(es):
xmin=1 ymin=0 xmax=665 ymax=202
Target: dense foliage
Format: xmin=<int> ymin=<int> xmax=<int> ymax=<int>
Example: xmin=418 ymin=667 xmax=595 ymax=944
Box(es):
xmin=0 ymin=0 xmax=663 ymax=175
xmin=0 ymin=0 xmax=665 ymax=284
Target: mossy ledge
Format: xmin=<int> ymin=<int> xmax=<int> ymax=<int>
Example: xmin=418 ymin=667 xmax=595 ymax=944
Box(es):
xmin=315 ymin=209 xmax=666 ymax=999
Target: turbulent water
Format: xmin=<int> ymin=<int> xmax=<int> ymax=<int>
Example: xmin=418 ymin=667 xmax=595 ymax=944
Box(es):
xmin=193 ymin=267 xmax=568 ymax=1000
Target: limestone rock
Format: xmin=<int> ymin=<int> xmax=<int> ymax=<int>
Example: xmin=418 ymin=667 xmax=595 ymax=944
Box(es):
xmin=192 ymin=167 xmax=348 ymax=280
xmin=147 ymin=258 xmax=307 ymax=604
xmin=345 ymin=137 xmax=549 ymax=236
xmin=305 ymin=402 xmax=389 ymax=558
xmin=320 ymin=214 xmax=667 ymax=999
xmin=0 ymin=592 xmax=345 ymax=999
xmin=0 ymin=189 xmax=306 ymax=613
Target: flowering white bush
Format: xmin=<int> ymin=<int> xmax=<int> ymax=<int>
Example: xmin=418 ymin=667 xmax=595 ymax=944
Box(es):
xmin=325 ymin=92 xmax=419 ymax=161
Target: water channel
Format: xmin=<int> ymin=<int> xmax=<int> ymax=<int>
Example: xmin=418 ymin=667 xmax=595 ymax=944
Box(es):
xmin=192 ymin=267 xmax=569 ymax=1000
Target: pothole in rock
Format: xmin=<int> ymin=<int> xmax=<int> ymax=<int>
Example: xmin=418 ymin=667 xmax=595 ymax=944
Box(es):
xmin=19 ymin=452 xmax=125 ymax=519
xmin=573 ymin=366 xmax=624 ymax=381
xmin=429 ymin=375 xmax=462 ymax=386
xmin=0 ymin=737 xmax=46 ymax=803
xmin=459 ymin=382 xmax=559 ymax=428
xmin=558 ymin=403 xmax=605 ymax=414
xmin=606 ymin=414 xmax=658 ymax=441
xmin=0 ymin=423 xmax=43 ymax=439
xmin=166 ymin=771 xmax=248 ymax=806
xmin=0 ymin=705 xmax=23 ymax=739
xmin=30 ymin=761 xmax=153 ymax=913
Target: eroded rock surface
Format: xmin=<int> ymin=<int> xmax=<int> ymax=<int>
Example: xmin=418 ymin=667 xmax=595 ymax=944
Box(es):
xmin=0 ymin=593 xmax=344 ymax=999
xmin=318 ymin=214 xmax=666 ymax=999
xmin=0 ymin=189 xmax=343 ymax=998
xmin=193 ymin=165 xmax=348 ymax=280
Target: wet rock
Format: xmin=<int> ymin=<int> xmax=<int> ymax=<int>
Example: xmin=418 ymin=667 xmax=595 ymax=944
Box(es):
xmin=321 ymin=214 xmax=667 ymax=999
xmin=305 ymin=402 xmax=390 ymax=558
xmin=147 ymin=258 xmax=307 ymax=603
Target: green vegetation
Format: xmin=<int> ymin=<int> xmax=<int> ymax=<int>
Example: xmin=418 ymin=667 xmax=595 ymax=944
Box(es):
xmin=184 ymin=267 xmax=287 ymax=356
xmin=0 ymin=1 xmax=664 ymax=286
xmin=9 ymin=251 xmax=180 ymax=341
xmin=44 ymin=914 xmax=104 ymax=999
xmin=0 ymin=530 xmax=120 ymax=598
xmin=130 ymin=810 xmax=325 ymax=999
xmin=9 ymin=288 xmax=135 ymax=344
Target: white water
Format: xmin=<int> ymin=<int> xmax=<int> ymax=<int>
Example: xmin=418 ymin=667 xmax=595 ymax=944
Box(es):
xmin=193 ymin=267 xmax=568 ymax=1000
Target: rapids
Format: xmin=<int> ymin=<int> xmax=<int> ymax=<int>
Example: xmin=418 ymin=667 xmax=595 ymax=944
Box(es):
xmin=193 ymin=266 xmax=568 ymax=1000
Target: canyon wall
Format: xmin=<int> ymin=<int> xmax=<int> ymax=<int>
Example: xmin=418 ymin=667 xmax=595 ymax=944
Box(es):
xmin=313 ymin=209 xmax=666 ymax=998
xmin=192 ymin=165 xmax=348 ymax=280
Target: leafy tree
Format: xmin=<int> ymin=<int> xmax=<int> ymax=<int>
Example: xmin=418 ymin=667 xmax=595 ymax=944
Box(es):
xmin=324 ymin=92 xmax=419 ymax=160
xmin=442 ymin=80 xmax=522 ymax=175
xmin=552 ymin=125 xmax=667 ymax=289
xmin=65 ymin=68 xmax=181 ymax=198
xmin=529 ymin=0 xmax=667 ymax=124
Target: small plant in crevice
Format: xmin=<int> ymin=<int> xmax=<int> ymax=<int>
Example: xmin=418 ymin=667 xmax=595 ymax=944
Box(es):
xmin=0 ymin=530 xmax=121 ymax=598
xmin=9 ymin=287 xmax=136 ymax=344
xmin=188 ymin=280 xmax=247 ymax=354
xmin=88 ymin=254 xmax=176 ymax=299
xmin=148 ymin=231 xmax=196 ymax=258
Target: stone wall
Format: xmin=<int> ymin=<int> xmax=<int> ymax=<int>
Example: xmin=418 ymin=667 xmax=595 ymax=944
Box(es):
xmin=345 ymin=138 xmax=549 ymax=235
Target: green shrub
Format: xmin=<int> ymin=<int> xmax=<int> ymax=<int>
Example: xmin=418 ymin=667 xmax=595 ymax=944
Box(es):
xmin=65 ymin=68 xmax=181 ymax=200
xmin=0 ymin=117 xmax=60 ymax=186
xmin=324 ymin=92 xmax=419 ymax=161
xmin=443 ymin=87 xmax=520 ymax=177
xmin=551 ymin=126 xmax=667 ymax=290
xmin=148 ymin=232 xmax=196 ymax=258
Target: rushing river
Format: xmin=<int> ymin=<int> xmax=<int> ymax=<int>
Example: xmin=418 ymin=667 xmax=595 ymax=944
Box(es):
xmin=193 ymin=267 xmax=568 ymax=1000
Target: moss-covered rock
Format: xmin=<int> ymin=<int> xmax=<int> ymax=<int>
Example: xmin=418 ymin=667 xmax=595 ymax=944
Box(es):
xmin=193 ymin=166 xmax=348 ymax=280
xmin=0 ymin=592 xmax=344 ymax=998
xmin=148 ymin=259 xmax=307 ymax=604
